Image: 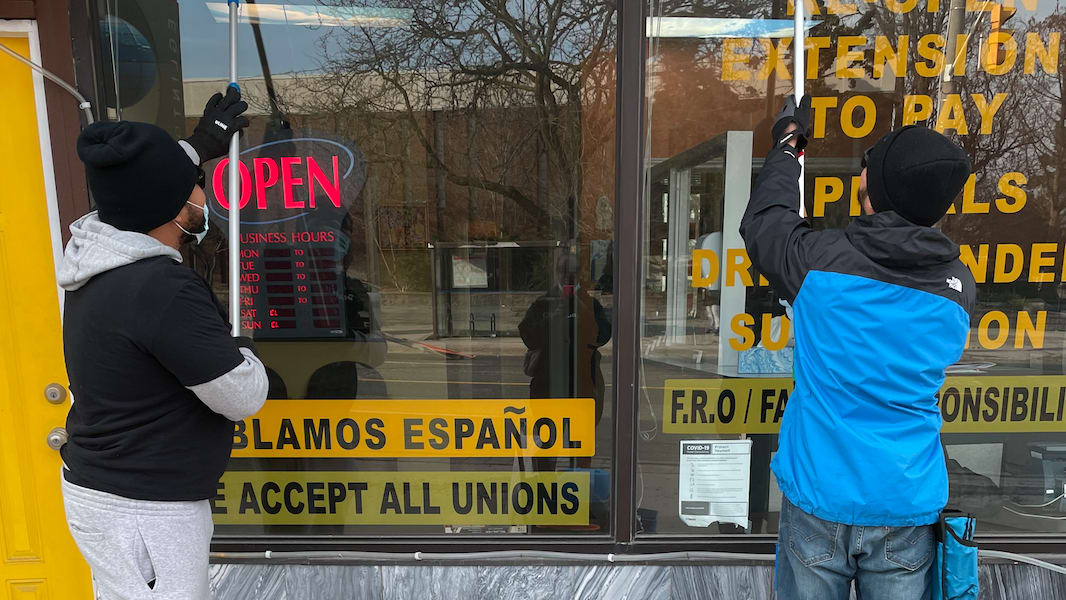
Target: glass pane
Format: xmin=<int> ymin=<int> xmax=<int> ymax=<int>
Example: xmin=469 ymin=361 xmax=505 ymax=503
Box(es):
xmin=638 ymin=0 xmax=1066 ymax=536
xmin=98 ymin=0 xmax=616 ymax=537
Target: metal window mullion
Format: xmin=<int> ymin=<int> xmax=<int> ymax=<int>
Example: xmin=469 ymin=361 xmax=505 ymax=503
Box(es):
xmin=611 ymin=0 xmax=647 ymax=546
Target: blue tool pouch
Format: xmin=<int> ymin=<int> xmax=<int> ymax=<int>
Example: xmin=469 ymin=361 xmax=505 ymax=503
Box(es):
xmin=932 ymin=511 xmax=979 ymax=600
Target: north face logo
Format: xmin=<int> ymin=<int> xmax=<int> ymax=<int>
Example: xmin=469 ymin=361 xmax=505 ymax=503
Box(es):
xmin=947 ymin=277 xmax=963 ymax=293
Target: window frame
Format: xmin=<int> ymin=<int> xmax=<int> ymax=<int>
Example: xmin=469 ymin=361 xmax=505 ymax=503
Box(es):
xmin=54 ymin=0 xmax=1066 ymax=558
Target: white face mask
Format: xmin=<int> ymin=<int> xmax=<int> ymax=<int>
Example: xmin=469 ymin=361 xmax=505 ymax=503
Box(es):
xmin=175 ymin=201 xmax=209 ymax=245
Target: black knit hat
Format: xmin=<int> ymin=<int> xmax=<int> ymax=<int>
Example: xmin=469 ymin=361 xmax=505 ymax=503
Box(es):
xmin=866 ymin=125 xmax=971 ymax=227
xmin=77 ymin=121 xmax=197 ymax=233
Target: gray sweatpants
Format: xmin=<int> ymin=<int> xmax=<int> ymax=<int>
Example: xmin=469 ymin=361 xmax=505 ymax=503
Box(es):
xmin=61 ymin=473 xmax=214 ymax=599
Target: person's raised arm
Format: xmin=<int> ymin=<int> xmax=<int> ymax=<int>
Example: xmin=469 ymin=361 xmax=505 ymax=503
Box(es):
xmin=739 ymin=96 xmax=817 ymax=303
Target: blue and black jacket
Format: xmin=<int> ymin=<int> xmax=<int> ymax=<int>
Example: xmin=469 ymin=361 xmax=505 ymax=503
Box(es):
xmin=740 ymin=146 xmax=975 ymax=527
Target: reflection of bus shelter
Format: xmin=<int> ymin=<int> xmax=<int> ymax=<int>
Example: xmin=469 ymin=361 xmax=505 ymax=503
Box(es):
xmin=652 ymin=132 xmax=868 ymax=375
xmin=430 ymin=241 xmax=562 ymax=338
xmin=650 ymin=131 xmax=753 ymax=373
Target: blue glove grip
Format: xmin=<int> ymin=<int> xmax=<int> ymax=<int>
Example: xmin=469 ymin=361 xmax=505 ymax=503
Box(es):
xmin=228 ymin=83 xmax=241 ymax=93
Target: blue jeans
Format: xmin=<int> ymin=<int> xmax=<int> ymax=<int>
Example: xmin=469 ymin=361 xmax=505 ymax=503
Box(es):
xmin=776 ymin=497 xmax=935 ymax=600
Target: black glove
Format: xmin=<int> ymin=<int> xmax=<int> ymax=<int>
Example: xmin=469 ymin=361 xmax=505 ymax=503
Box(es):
xmin=771 ymin=95 xmax=812 ymax=151
xmin=183 ymin=86 xmax=250 ymax=164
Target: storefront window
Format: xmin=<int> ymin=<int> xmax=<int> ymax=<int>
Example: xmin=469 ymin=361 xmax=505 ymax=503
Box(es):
xmin=97 ymin=0 xmax=617 ymax=538
xmin=86 ymin=0 xmax=1066 ymax=545
xmin=638 ymin=0 xmax=1066 ymax=536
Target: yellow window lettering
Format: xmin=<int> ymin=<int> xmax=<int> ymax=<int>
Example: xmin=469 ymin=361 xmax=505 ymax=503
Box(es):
xmin=691 ymin=249 xmax=719 ymax=288
xmin=983 ymin=31 xmax=1018 ymax=76
xmin=934 ymin=94 xmax=968 ymax=135
xmin=824 ymin=0 xmax=858 ymax=14
xmin=993 ymin=244 xmax=1025 ymax=283
xmin=916 ymin=34 xmax=946 ymax=78
xmin=805 ymin=37 xmax=832 ymax=79
xmin=949 ymin=34 xmax=970 ymax=76
xmin=1016 ymin=311 xmax=1047 ymax=349
xmin=835 ymin=36 xmax=868 ymax=78
xmin=786 ymin=0 xmax=822 ymax=16
xmin=902 ymin=94 xmax=934 ymax=125
xmin=885 ymin=0 xmax=919 ymax=13
xmin=960 ymin=244 xmax=989 ymax=284
xmin=814 ymin=177 xmax=844 ymax=217
xmin=756 ymin=38 xmax=791 ymax=80
xmin=849 ymin=175 xmax=863 ymax=216
xmin=996 ymin=172 xmax=1027 ymax=213
xmin=978 ymin=311 xmax=1011 ymax=349
xmin=722 ymin=39 xmax=751 ymax=81
xmin=873 ymin=35 xmax=908 ymax=78
xmin=729 ymin=313 xmax=756 ymax=351
xmin=972 ymin=93 xmax=1007 ymax=135
xmin=1025 ymin=32 xmax=1060 ymax=75
xmin=1029 ymin=244 xmax=1058 ymax=284
xmin=841 ymin=95 xmax=876 ymax=138
xmin=761 ymin=316 xmax=792 ymax=351
xmin=725 ymin=248 xmax=754 ymax=287
xmin=810 ymin=96 xmax=838 ymax=138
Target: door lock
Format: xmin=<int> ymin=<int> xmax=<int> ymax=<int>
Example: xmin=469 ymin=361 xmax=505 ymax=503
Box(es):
xmin=46 ymin=427 xmax=68 ymax=451
xmin=44 ymin=383 xmax=67 ymax=404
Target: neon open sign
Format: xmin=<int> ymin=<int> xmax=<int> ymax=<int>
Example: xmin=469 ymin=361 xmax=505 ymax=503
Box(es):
xmin=208 ymin=137 xmax=359 ymax=225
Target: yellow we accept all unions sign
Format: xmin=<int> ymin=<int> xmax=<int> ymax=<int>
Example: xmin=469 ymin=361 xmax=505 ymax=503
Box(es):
xmin=214 ymin=471 xmax=590 ymax=526
xmin=663 ymin=376 xmax=1066 ymax=434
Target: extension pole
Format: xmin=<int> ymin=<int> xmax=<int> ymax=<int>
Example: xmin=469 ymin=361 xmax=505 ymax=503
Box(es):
xmin=228 ymin=0 xmax=241 ymax=335
xmin=794 ymin=0 xmax=806 ymax=218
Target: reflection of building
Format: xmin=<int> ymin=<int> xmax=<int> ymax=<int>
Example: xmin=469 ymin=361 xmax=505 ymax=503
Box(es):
xmin=183 ymin=70 xmax=616 ymax=300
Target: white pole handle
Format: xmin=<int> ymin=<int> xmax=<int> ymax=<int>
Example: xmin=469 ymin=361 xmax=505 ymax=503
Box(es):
xmin=793 ymin=0 xmax=806 ymax=218
xmin=227 ymin=0 xmax=241 ymax=336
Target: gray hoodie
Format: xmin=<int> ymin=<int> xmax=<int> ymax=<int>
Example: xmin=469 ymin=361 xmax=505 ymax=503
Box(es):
xmin=59 ymin=212 xmax=268 ymax=421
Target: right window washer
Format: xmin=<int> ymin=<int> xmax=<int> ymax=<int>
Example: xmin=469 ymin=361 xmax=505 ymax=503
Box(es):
xmin=741 ymin=97 xmax=975 ymax=600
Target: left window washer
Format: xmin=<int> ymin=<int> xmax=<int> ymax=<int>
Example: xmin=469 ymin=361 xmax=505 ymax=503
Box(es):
xmin=57 ymin=88 xmax=264 ymax=599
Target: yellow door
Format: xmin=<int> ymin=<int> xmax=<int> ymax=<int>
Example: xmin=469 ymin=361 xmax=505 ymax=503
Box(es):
xmin=0 ymin=31 xmax=94 ymax=598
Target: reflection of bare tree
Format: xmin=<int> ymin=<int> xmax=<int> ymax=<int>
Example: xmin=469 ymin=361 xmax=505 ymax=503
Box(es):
xmin=276 ymin=0 xmax=617 ymax=242
xmin=838 ymin=5 xmax=1066 ymax=307
xmin=797 ymin=6 xmax=1062 ymax=244
xmin=919 ymin=7 xmax=1066 ymax=287
xmin=996 ymin=12 xmax=1066 ymax=235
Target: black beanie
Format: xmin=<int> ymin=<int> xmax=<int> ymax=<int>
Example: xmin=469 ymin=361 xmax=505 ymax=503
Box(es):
xmin=866 ymin=125 xmax=971 ymax=227
xmin=77 ymin=121 xmax=197 ymax=233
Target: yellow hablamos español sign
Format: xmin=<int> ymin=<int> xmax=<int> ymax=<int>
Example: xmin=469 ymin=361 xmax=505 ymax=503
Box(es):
xmin=232 ymin=398 xmax=595 ymax=458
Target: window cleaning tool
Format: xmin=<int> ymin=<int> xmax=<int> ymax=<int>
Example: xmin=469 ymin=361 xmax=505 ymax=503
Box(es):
xmin=793 ymin=0 xmax=805 ymax=218
xmin=0 ymin=41 xmax=95 ymax=124
xmin=775 ymin=2 xmax=807 ymax=331
xmin=246 ymin=0 xmax=289 ymax=134
xmin=227 ymin=0 xmax=242 ymax=335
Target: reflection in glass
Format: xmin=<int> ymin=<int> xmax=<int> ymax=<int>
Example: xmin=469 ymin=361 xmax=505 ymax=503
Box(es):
xmin=128 ymin=0 xmax=621 ymax=537
xmin=638 ymin=0 xmax=1066 ymax=536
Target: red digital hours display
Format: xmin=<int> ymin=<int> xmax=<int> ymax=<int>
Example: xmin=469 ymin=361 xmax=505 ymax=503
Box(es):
xmin=207 ymin=136 xmax=366 ymax=340
xmin=236 ymin=241 xmax=344 ymax=337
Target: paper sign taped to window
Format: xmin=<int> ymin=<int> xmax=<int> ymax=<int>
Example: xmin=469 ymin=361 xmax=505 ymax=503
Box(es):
xmin=678 ymin=439 xmax=752 ymax=529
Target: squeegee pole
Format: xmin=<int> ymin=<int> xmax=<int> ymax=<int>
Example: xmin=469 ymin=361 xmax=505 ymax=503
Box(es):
xmin=794 ymin=0 xmax=806 ymax=218
xmin=227 ymin=0 xmax=241 ymax=336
